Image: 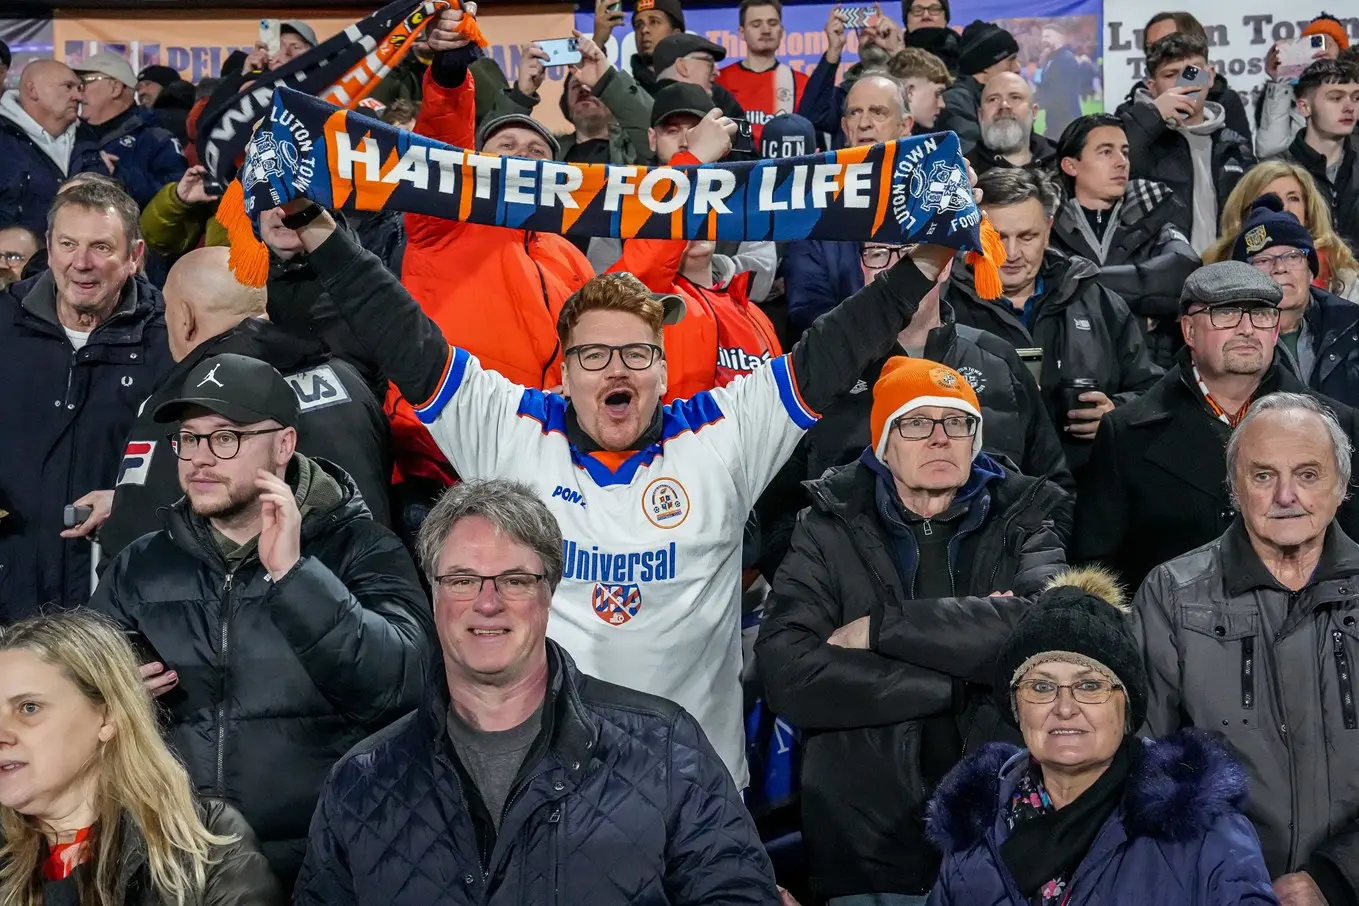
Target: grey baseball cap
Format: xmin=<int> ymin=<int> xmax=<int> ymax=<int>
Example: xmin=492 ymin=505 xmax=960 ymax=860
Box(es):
xmin=475 ymin=113 xmax=561 ymax=157
xmin=1179 ymin=261 xmax=1284 ymax=314
xmin=280 ymin=20 xmax=319 ymax=48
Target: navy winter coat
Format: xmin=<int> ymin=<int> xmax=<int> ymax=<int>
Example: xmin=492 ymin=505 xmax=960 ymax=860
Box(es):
xmin=93 ymin=106 xmax=188 ymax=209
xmin=1276 ymin=287 xmax=1359 ymax=411
xmin=0 ymin=114 xmax=101 ymax=235
xmin=924 ymin=730 xmax=1279 ymax=906
xmin=783 ymin=238 xmax=862 ymax=337
xmin=295 ymin=641 xmax=780 ymax=906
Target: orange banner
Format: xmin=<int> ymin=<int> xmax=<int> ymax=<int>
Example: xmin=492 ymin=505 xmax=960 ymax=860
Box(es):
xmin=52 ymin=5 xmax=575 ymax=131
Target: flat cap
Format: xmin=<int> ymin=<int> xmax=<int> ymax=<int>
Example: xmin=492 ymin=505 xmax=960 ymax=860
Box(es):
xmin=1179 ymin=261 xmax=1283 ymax=314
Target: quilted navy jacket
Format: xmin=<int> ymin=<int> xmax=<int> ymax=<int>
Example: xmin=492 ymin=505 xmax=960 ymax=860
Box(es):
xmin=295 ymin=641 xmax=780 ymax=905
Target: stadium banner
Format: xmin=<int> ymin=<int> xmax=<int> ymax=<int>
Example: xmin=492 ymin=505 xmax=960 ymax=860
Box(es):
xmin=0 ymin=17 xmax=55 ymax=90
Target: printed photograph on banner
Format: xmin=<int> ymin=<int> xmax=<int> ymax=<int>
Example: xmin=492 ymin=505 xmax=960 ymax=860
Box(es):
xmin=998 ymin=14 xmax=1103 ymax=137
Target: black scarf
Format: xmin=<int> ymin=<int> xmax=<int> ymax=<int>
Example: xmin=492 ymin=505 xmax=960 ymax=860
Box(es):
xmin=1000 ymin=735 xmax=1140 ymax=898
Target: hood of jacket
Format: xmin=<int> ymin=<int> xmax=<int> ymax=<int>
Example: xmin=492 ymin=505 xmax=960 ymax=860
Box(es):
xmin=205 ymin=316 xmax=331 ymax=375
xmin=806 ymin=449 xmax=1010 ymax=521
xmin=926 ymin=728 xmax=1249 ymax=855
xmin=1134 ymin=87 xmax=1226 ymax=135
xmin=0 ymin=89 xmax=75 ymax=144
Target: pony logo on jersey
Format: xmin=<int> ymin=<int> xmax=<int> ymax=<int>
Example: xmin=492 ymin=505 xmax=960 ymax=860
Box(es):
xmin=593 ymin=583 xmax=643 ymax=626
xmin=117 ymin=441 xmax=156 ymax=486
xmin=643 ymin=478 xmax=690 ymax=529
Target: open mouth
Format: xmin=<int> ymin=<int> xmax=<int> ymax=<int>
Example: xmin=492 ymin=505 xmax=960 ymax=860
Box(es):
xmin=603 ymin=389 xmax=633 ymax=419
xmin=469 ymin=628 xmax=509 ymax=637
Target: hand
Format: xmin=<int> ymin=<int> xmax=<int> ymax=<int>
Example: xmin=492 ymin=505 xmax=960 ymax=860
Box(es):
xmin=824 ymin=9 xmax=848 ymax=65
xmin=967 ymin=159 xmax=982 ymax=206
xmin=426 ymin=2 xmax=478 ymax=54
xmin=99 ymin=151 xmax=119 ymax=174
xmin=1274 ymin=873 xmax=1328 ymax=906
xmin=1264 ymin=41 xmax=1283 ymax=80
xmin=1152 ymin=86 xmax=1198 ymax=122
xmin=592 ymin=0 xmax=624 ymax=48
xmin=827 ymin=616 xmax=870 ymax=649
xmin=777 ymin=887 xmax=803 ymax=906
xmin=572 ymin=30 xmax=610 ymax=90
xmin=243 ymin=40 xmax=271 ymax=74
xmin=175 ymin=166 xmax=222 ymax=205
xmin=908 ymin=246 xmax=956 ymax=285
xmin=140 ymin=661 xmax=179 ymax=698
xmin=863 ymin=8 xmax=904 ymax=55
xmin=517 ymin=43 xmax=549 ymax=96
xmin=989 ymin=590 xmax=1015 ymax=597
xmin=1065 ymin=390 xmax=1115 ymax=438
xmin=60 ymin=490 xmax=113 ymax=539
xmin=686 ymin=107 xmax=737 ymax=164
xmin=256 ymin=469 xmax=302 ymax=581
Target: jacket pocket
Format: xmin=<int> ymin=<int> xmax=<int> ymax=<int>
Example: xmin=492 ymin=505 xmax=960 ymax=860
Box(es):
xmin=1180 ymin=605 xmax=1260 ymax=731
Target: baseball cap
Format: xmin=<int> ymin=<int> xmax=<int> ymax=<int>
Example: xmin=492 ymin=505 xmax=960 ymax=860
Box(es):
xmin=649 ymin=82 xmax=715 ymax=127
xmin=760 ymin=113 xmax=816 ymax=159
xmin=75 ymin=52 xmax=136 ymax=90
xmin=474 ymin=113 xmax=561 ymax=157
xmin=154 ymin=354 xmax=300 ymax=428
xmin=633 ymin=0 xmax=686 ymax=31
xmin=1179 ymin=262 xmax=1284 ymax=315
xmin=651 ymin=33 xmax=727 ymax=75
xmin=280 ymin=20 xmax=319 ymax=48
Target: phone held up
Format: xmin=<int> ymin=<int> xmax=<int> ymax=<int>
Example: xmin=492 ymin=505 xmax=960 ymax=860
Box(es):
xmin=259 ymin=18 xmax=282 ymax=56
xmin=537 ymin=37 xmax=582 ymax=68
xmin=834 ymin=6 xmax=876 ymax=29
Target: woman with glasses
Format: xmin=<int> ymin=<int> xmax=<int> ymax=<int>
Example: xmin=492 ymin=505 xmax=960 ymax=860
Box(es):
xmin=924 ymin=569 xmax=1276 ymax=906
xmin=757 ymin=357 xmax=1068 ymax=906
xmin=1228 ymin=195 xmax=1359 ymax=409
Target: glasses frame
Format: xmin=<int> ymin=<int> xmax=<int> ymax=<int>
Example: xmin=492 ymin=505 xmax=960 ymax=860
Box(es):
xmin=860 ymin=246 xmax=908 ymax=268
xmin=892 ymin=414 xmax=979 ymax=441
xmin=907 ymin=2 xmax=947 ymax=17
xmin=432 ymin=572 xmax=547 ymax=601
xmin=167 ymin=427 xmax=285 ymax=461
xmin=1014 ymin=678 xmax=1124 ymax=705
xmin=1247 ymin=249 xmax=1309 ymax=273
xmin=1188 ymin=305 xmax=1282 ymax=330
xmin=564 ymin=343 xmax=664 ymax=372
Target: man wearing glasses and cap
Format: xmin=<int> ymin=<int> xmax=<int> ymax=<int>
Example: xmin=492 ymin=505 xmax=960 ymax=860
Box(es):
xmin=1073 ymin=260 xmax=1359 ymax=593
xmin=90 ymin=352 xmax=433 ymax=888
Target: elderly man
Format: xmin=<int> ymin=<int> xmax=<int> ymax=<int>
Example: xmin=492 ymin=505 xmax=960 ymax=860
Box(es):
xmin=74 ymin=51 xmax=187 ymax=209
xmin=1232 ymin=195 xmax=1359 ymax=408
xmin=943 ymin=167 xmax=1161 ymax=475
xmin=295 ymin=478 xmax=778 ymax=905
xmin=0 ymin=60 xmax=99 ymax=234
xmin=1133 ymin=392 xmax=1359 ymax=906
xmin=0 ymin=179 xmax=172 ymax=621
xmin=100 ymin=246 xmax=391 ymax=558
xmin=1074 ymin=261 xmax=1359 ymax=593
xmin=966 ymin=72 xmax=1056 ymax=177
xmin=757 ymin=357 xmax=1067 ymax=905
xmin=91 ymin=353 xmax=431 ymax=887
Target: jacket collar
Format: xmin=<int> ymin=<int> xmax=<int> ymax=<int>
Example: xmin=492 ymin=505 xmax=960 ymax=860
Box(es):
xmin=19 ymin=269 xmax=139 ymax=330
xmin=971 ymin=132 xmax=1056 ymax=171
xmin=953 ymin=248 xmax=1096 ymax=314
xmin=926 ymin=729 xmax=1250 ymax=855
xmin=1222 ymin=518 xmax=1359 ymax=596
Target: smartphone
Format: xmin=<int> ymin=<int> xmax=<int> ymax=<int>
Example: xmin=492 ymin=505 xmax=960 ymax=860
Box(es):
xmin=1309 ymin=34 xmax=1326 ymax=51
xmin=123 ymin=629 xmax=165 ymax=667
xmin=201 ymin=174 xmax=227 ymax=197
xmin=537 ymin=37 xmax=582 ymax=68
xmin=1017 ymin=347 xmax=1043 ymax=387
xmin=834 ymin=5 xmax=876 ymax=29
xmin=606 ymin=0 xmax=622 ymax=14
xmin=259 ymin=18 xmax=281 ymax=56
xmin=1175 ymin=64 xmax=1211 ymax=96
xmin=63 ymin=504 xmax=92 ymax=528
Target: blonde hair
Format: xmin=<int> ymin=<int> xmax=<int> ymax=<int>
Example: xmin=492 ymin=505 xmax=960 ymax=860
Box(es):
xmin=0 ymin=612 xmax=234 ymax=906
xmin=1204 ymin=160 xmax=1359 ymax=293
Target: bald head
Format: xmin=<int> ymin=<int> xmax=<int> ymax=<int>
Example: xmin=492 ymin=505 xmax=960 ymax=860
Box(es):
xmin=20 ymin=60 xmax=83 ymax=135
xmin=980 ymin=72 xmax=1037 ymax=154
xmin=163 ymin=247 xmax=268 ymax=361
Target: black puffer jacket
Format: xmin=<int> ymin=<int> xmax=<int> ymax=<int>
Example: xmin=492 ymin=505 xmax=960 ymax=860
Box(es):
xmin=1278 ymin=131 xmax=1359 ymax=252
xmin=943 ymin=250 xmax=1164 ymax=472
xmin=294 ymin=641 xmax=779 ymax=906
xmin=101 ymin=318 xmax=391 ymax=558
xmin=37 ymin=799 xmax=286 ymax=905
xmin=88 ymin=456 xmax=433 ymax=887
xmin=939 ymin=74 xmax=983 ymax=154
xmin=756 ymin=455 xmax=1067 ymax=899
xmin=965 ymin=131 xmax=1057 ymax=177
xmin=1050 ymin=179 xmax=1200 ymax=369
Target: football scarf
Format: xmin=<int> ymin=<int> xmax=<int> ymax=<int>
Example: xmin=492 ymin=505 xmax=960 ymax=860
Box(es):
xmin=225 ymin=86 xmax=1004 ymax=297
xmin=197 ymin=0 xmax=484 ymax=179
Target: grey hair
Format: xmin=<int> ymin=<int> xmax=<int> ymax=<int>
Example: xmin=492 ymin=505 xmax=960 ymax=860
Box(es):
xmin=842 ymin=73 xmax=909 ymax=120
xmin=415 ymin=478 xmax=565 ymax=592
xmin=977 ymin=166 xmax=1060 ymax=219
xmin=1225 ymin=392 xmax=1353 ymax=506
xmin=47 ymin=177 xmax=143 ymax=251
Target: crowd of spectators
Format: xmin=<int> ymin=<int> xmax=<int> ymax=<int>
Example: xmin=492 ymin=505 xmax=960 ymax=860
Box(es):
xmin=0 ymin=3 xmax=1358 ymax=905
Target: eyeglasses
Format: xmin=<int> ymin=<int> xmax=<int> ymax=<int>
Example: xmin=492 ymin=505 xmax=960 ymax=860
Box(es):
xmin=861 ymin=245 xmax=908 ymax=268
xmin=1015 ymin=678 xmax=1123 ymax=705
xmin=1189 ymin=305 xmax=1282 ymax=330
xmin=682 ymin=54 xmax=716 ymax=67
xmin=0 ymin=251 xmax=27 ymax=264
xmin=908 ymin=3 xmax=946 ymax=16
xmin=1248 ymin=249 xmax=1309 ymax=273
xmin=893 ymin=414 xmax=978 ymax=440
xmin=168 ymin=427 xmax=285 ymax=460
xmin=565 ymin=343 xmax=663 ymax=372
xmin=80 ymin=74 xmax=115 ymax=87
xmin=433 ymin=572 xmax=546 ymax=601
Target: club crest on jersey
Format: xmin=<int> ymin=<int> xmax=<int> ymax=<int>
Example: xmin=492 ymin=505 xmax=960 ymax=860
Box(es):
xmin=593 ymin=583 xmax=643 ymax=626
xmin=643 ymin=478 xmax=690 ymax=529
xmin=117 ymin=441 xmax=156 ymax=486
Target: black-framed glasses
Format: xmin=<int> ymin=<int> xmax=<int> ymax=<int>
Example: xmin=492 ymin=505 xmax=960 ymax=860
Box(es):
xmin=565 ymin=343 xmax=663 ymax=372
xmin=893 ymin=414 xmax=979 ymax=441
xmin=1247 ymin=249 xmax=1309 ymax=273
xmin=861 ymin=245 xmax=908 ymax=268
xmin=432 ymin=572 xmax=546 ymax=601
xmin=1014 ymin=678 xmax=1123 ymax=705
xmin=1189 ymin=305 xmax=1282 ymax=330
xmin=908 ymin=2 xmax=946 ymax=16
xmin=168 ymin=428 xmax=285 ymax=461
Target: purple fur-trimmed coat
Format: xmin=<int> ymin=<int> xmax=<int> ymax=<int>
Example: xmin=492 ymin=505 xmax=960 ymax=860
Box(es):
xmin=924 ymin=729 xmax=1280 ymax=906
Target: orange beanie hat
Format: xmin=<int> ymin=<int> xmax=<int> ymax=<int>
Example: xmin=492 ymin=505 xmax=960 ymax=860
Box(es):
xmin=870 ymin=357 xmax=983 ymax=460
xmin=1302 ymin=14 xmax=1349 ymax=52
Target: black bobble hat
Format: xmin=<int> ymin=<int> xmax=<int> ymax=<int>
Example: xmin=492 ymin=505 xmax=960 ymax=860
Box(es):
xmin=957 ymin=20 xmax=1019 ymax=76
xmin=994 ymin=567 xmax=1147 ymax=732
xmin=1231 ymin=193 xmax=1319 ymax=276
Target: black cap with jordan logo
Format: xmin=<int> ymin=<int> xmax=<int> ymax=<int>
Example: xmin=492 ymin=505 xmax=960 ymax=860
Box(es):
xmin=153 ymin=354 xmax=300 ymax=427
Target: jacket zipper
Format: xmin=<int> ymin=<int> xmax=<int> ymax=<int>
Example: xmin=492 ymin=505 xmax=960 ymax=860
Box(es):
xmin=548 ymin=805 xmax=563 ymax=904
xmin=214 ymin=568 xmax=236 ymax=793
xmin=1240 ymin=636 xmax=1255 ymax=710
xmin=1333 ymin=630 xmax=1357 ymax=729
